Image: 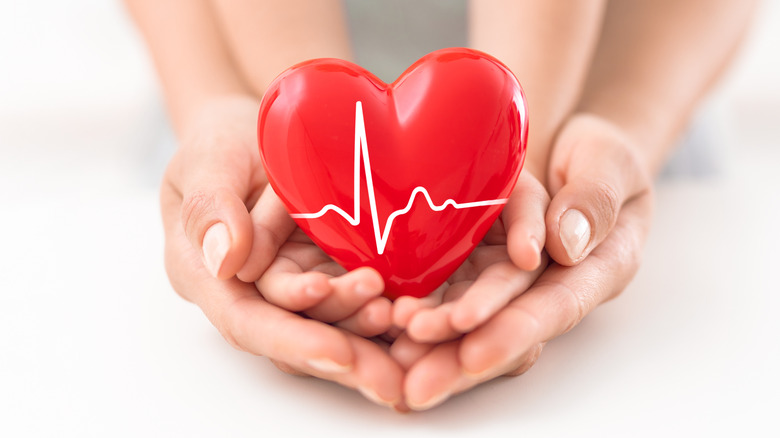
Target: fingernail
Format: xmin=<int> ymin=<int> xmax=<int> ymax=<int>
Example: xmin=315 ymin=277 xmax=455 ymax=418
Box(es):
xmin=529 ymin=235 xmax=541 ymax=254
xmin=364 ymin=305 xmax=380 ymax=327
xmin=202 ymin=222 xmax=230 ymax=277
xmin=529 ymin=235 xmax=542 ymax=269
xmin=357 ymin=386 xmax=395 ymax=408
xmin=407 ymin=390 xmax=451 ymax=411
xmin=305 ymin=285 xmax=328 ymax=300
xmin=559 ymin=209 xmax=591 ymax=261
xmin=306 ymin=358 xmax=351 ymax=374
xmin=462 ymin=366 xmax=497 ymax=381
xmin=355 ymin=282 xmax=378 ymax=298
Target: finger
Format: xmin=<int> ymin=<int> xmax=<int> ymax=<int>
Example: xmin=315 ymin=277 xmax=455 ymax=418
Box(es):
xmin=162 ymin=150 xmax=403 ymax=408
xmin=255 ymin=253 xmax=334 ymax=312
xmin=171 ymin=227 xmax=402 ymax=408
xmin=391 ymin=284 xmax=446 ymax=329
xmin=334 ymin=296 xmax=393 ymax=338
xmin=448 ymin=255 xmax=547 ymax=334
xmin=502 ymin=171 xmax=550 ymax=270
xmin=405 ymin=281 xmax=472 ymax=343
xmin=204 ymin=282 xmax=356 ymax=370
xmin=404 ymin=341 xmax=462 ymax=410
xmin=171 ymin=104 xmax=269 ymax=279
xmin=161 ymin=181 xmax=205 ymax=302
xmin=229 ymin=294 xmax=402 ymax=408
xmin=346 ymin=335 xmax=405 ymax=409
xmin=305 ymin=267 xmax=385 ymax=323
xmin=404 ymin=340 xmax=543 ymax=411
xmin=236 ymin=185 xmax=297 ymax=282
xmin=178 ymin=180 xmax=255 ymax=280
xmin=388 ymin=332 xmax=436 ymax=371
xmin=269 ymin=359 xmax=310 ymax=377
xmin=545 ymin=115 xmax=651 ymax=265
xmin=383 ymin=325 xmax=404 ymax=342
xmin=460 ymin=193 xmax=653 ymax=377
xmin=406 ymin=302 xmax=460 ymax=343
xmin=256 ymin=237 xmax=384 ymax=320
xmin=163 ymin=180 xmax=350 ymax=365
xmin=503 ymin=342 xmax=545 ymax=377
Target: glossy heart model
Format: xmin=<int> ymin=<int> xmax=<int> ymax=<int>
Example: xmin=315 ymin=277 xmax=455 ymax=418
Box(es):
xmin=258 ymin=48 xmax=528 ymax=299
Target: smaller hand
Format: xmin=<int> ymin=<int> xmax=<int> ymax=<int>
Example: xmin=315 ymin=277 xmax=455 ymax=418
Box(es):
xmin=249 ymin=188 xmax=393 ymax=338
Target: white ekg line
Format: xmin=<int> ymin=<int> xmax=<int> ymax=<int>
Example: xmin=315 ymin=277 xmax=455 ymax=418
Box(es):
xmin=291 ymin=101 xmax=508 ymax=255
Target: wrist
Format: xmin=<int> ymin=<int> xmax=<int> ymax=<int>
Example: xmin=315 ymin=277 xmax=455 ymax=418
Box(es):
xmin=577 ymin=91 xmax=687 ymax=177
xmin=176 ymin=93 xmax=261 ymax=141
xmin=522 ymin=121 xmax=562 ymax=186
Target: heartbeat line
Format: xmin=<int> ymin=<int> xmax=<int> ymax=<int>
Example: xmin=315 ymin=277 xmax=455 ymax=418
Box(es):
xmin=291 ymin=101 xmax=508 ymax=255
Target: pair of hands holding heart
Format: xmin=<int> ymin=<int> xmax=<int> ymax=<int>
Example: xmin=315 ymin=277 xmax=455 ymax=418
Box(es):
xmin=160 ymin=51 xmax=653 ymax=411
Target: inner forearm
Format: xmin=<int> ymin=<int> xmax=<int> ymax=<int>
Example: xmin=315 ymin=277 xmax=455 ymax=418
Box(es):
xmin=124 ymin=0 xmax=249 ymax=133
xmin=210 ymin=0 xmax=353 ymax=97
xmin=578 ymin=0 xmax=757 ymax=175
xmin=469 ymin=0 xmax=607 ymax=179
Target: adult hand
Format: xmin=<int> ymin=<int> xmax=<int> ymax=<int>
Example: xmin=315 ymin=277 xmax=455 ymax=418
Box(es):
xmin=160 ymin=95 xmax=400 ymax=408
xmin=392 ymin=114 xmax=654 ymax=410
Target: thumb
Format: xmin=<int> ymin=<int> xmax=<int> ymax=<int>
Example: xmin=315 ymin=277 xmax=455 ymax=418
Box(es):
xmin=170 ymin=126 xmax=263 ymax=279
xmin=180 ymin=184 xmax=253 ymax=280
xmin=545 ymin=115 xmax=651 ymax=266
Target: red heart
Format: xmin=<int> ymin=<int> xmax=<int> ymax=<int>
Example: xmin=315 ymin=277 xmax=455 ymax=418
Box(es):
xmin=258 ymin=48 xmax=527 ymax=299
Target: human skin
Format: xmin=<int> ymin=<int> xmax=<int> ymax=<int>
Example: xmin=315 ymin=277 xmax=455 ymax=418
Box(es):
xmin=127 ymin=0 xmax=598 ymax=409
xmin=126 ymin=0 xmax=405 ymax=408
xmin=204 ymin=0 xmax=606 ymax=368
xmin=127 ymin=0 xmax=756 ymax=410
xmin=394 ymin=0 xmax=757 ymax=410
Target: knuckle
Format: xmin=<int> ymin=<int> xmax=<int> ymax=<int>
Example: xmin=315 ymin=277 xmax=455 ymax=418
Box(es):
xmin=534 ymin=279 xmax=593 ymax=335
xmin=558 ymin=284 xmax=589 ymax=334
xmin=181 ymin=190 xmax=215 ymax=242
xmin=588 ymin=233 xmax=643 ymax=302
xmin=505 ymin=342 xmax=545 ymax=377
xmin=257 ymin=221 xmax=287 ymax=250
xmin=507 ymin=304 xmax=543 ymax=340
xmin=589 ymin=179 xmax=621 ymax=229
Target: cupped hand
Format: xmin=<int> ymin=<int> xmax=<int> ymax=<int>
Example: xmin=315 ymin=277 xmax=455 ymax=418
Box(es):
xmin=393 ymin=114 xmax=654 ymax=410
xmin=252 ymin=222 xmax=393 ymax=338
xmin=160 ymin=95 xmax=398 ymax=407
xmin=390 ymin=167 xmax=550 ymax=345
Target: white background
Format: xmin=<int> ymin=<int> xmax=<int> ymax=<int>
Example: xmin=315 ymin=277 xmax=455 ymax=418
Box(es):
xmin=1 ymin=1 xmax=779 ymax=436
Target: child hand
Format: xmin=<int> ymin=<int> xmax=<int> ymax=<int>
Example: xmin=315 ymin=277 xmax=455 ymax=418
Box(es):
xmin=248 ymin=193 xmax=393 ymax=338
